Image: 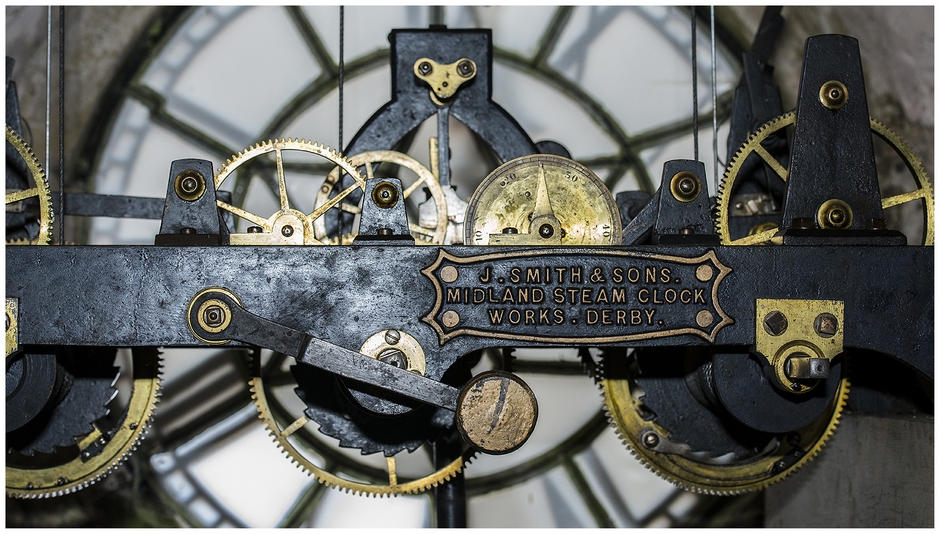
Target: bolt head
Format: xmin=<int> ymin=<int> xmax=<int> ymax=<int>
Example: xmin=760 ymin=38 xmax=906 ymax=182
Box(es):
xmin=457 ymin=60 xmax=474 ymax=77
xmin=763 ymin=311 xmax=788 ymax=336
xmin=814 ymin=313 xmax=838 ymax=337
xmin=203 ymin=305 xmax=225 ymax=327
xmin=418 ymin=61 xmax=432 ymax=75
xmin=378 ymin=349 xmax=408 ymax=369
xmin=538 ymin=224 xmax=554 ymax=238
xmin=180 ymin=176 xmax=198 ymax=193
xmin=281 ymin=225 xmax=294 ymax=237
xmin=247 ymin=225 xmax=263 ymax=234
xmin=642 ymin=432 xmax=660 ymax=449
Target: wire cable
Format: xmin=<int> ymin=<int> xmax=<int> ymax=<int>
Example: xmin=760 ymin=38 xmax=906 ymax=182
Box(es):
xmin=690 ymin=7 xmax=698 ymax=162
xmin=338 ymin=6 xmax=344 ymax=153
xmin=58 ymin=6 xmax=65 ymax=244
xmin=710 ymin=6 xmax=718 ymax=195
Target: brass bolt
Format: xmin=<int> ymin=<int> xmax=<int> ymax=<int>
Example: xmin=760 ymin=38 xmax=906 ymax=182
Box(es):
xmin=763 ymin=311 xmax=788 ymax=336
xmin=819 ymin=80 xmax=848 ymax=110
xmin=377 ymin=228 xmax=393 ymax=236
xmin=247 ymin=226 xmax=263 ymax=233
xmin=371 ymin=181 xmax=399 ymax=209
xmin=817 ymin=199 xmax=853 ymax=229
xmin=203 ymin=305 xmax=225 ymax=328
xmin=417 ymin=61 xmax=432 ymax=76
xmin=669 ymin=171 xmax=701 ymax=203
xmin=173 ymin=170 xmax=206 ymax=201
xmin=502 ymin=227 xmax=518 ymax=234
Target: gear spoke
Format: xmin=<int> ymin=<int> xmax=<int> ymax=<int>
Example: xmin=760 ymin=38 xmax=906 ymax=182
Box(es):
xmin=275 ymin=148 xmax=290 ymax=211
xmin=216 ymin=200 xmax=269 ymax=228
xmin=6 ymin=126 xmax=54 ymax=245
xmin=315 ymin=150 xmax=449 ymax=244
xmin=5 ymin=187 xmax=40 ymax=204
xmin=716 ymin=112 xmax=933 ymax=245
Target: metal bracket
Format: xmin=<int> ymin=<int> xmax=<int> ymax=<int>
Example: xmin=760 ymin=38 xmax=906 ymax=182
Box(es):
xmin=6 ymin=297 xmax=18 ymax=357
xmin=156 ymin=159 xmax=228 ymax=245
xmin=755 ymin=298 xmax=844 ymax=393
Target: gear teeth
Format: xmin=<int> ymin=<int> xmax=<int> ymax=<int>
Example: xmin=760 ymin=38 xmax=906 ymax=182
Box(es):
xmin=597 ymin=350 xmax=850 ymax=496
xmin=7 ymin=349 xmax=163 ymax=499
xmin=6 ymin=126 xmax=54 ymax=245
xmin=247 ymin=353 xmax=470 ymax=497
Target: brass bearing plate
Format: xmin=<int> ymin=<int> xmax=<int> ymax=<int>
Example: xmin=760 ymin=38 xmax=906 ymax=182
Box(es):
xmin=755 ymin=298 xmax=844 ymax=392
xmin=187 ymin=287 xmax=242 ymax=345
xmin=358 ymin=329 xmax=427 ymax=376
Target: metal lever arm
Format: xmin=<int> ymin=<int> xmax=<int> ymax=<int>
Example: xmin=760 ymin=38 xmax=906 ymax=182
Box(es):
xmin=187 ymin=289 xmax=460 ymax=411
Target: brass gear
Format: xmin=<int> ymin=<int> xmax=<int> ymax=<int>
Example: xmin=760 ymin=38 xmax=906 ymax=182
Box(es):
xmin=6 ymin=125 xmax=54 ymax=245
xmin=314 ymin=150 xmax=449 ymax=244
xmin=599 ymin=352 xmax=849 ymax=495
xmin=213 ymin=138 xmax=366 ymax=245
xmin=716 ymin=112 xmax=934 ymax=245
xmin=6 ymin=348 xmax=162 ymax=499
xmin=248 ymin=350 xmax=474 ymax=497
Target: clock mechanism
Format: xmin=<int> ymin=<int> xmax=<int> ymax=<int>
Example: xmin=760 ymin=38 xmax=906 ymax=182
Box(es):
xmin=5 ymin=6 xmax=933 ymax=528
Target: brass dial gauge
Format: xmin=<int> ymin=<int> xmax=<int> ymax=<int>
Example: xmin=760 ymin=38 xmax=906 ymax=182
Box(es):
xmin=464 ymin=154 xmax=621 ymax=246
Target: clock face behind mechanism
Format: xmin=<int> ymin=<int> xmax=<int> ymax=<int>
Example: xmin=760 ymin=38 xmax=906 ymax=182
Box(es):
xmin=4 ymin=5 xmax=932 ymax=528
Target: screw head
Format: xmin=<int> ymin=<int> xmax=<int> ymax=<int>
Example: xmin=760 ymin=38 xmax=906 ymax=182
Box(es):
xmin=384 ymin=330 xmax=401 ymax=345
xmin=418 ymin=61 xmax=432 ymax=75
xmin=247 ymin=225 xmax=263 ymax=234
xmin=679 ymin=227 xmax=694 ymax=235
xmin=281 ymin=225 xmax=294 ymax=237
xmin=792 ymin=217 xmax=815 ymax=230
xmin=377 ymin=227 xmax=393 ymax=236
xmin=502 ymin=227 xmax=518 ymax=234
xmin=179 ymin=227 xmax=197 ymax=235
xmin=538 ymin=224 xmax=554 ymax=238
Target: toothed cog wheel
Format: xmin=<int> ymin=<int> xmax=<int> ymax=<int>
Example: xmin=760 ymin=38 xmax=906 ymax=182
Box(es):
xmin=214 ymin=138 xmax=367 ymax=245
xmin=6 ymin=125 xmax=54 ymax=245
xmin=6 ymin=348 xmax=162 ymax=498
xmin=248 ymin=350 xmax=475 ymax=497
xmin=716 ymin=112 xmax=933 ymax=245
xmin=314 ymin=149 xmax=449 ymax=244
xmin=599 ymin=348 xmax=849 ymax=494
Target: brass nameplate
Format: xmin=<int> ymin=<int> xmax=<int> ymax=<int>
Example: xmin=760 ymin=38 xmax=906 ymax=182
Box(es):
xmin=421 ymin=249 xmax=733 ymax=345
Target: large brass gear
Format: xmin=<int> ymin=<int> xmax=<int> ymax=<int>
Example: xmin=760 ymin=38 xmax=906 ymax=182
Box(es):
xmin=313 ymin=150 xmax=449 ymax=244
xmin=247 ymin=350 xmax=474 ymax=497
xmin=716 ymin=112 xmax=934 ymax=245
xmin=213 ymin=138 xmax=366 ymax=245
xmin=599 ymin=351 xmax=849 ymax=495
xmin=6 ymin=348 xmax=162 ymax=499
xmin=6 ymin=125 xmax=54 ymax=245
